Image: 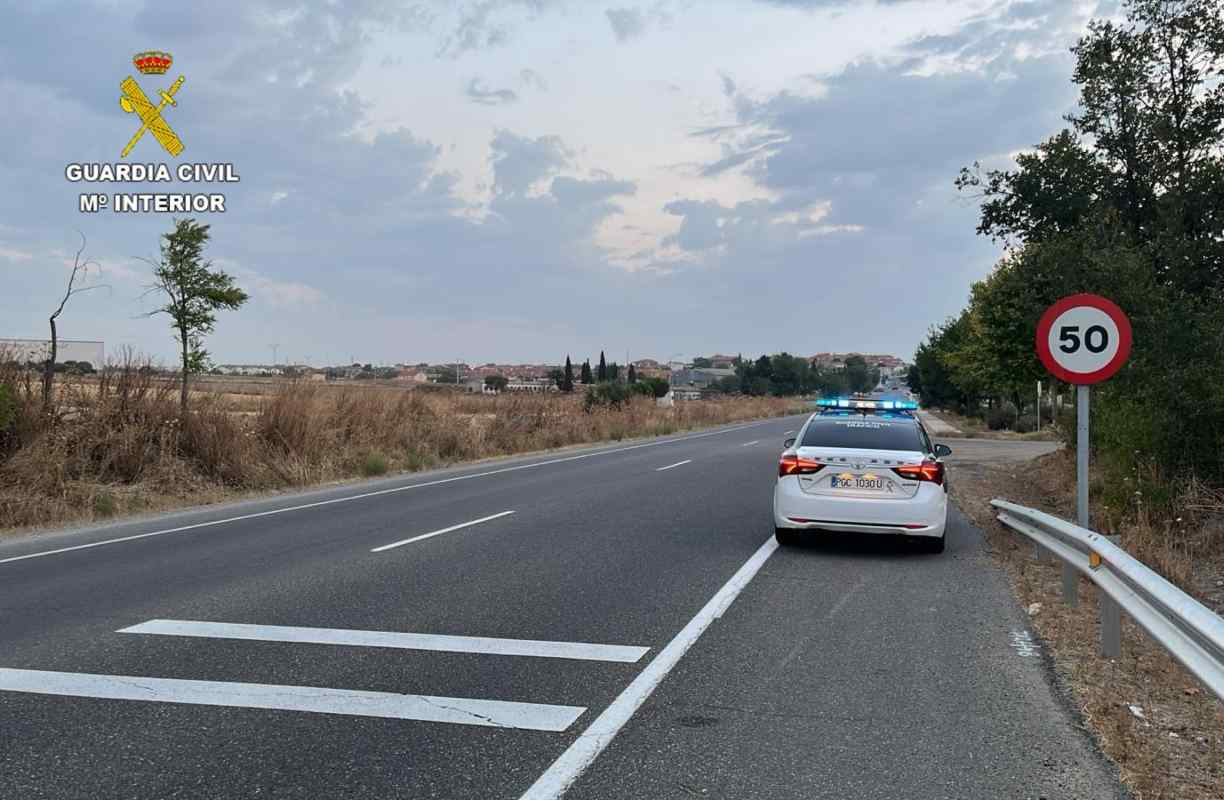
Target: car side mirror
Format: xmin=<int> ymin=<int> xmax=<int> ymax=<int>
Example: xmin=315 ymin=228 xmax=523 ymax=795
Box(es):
xmin=783 ymin=438 xmax=796 ymax=449
xmin=934 ymin=443 xmax=952 ymax=458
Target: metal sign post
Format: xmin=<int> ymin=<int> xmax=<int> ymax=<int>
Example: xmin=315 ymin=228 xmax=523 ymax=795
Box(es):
xmin=1036 ymin=294 xmax=1132 ymax=657
xmin=1037 ymin=380 xmax=1042 ymax=434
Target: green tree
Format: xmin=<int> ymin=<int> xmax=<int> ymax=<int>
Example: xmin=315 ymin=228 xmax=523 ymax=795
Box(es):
xmin=844 ymin=355 xmax=874 ymax=394
xmin=691 ymin=357 xmax=712 ymax=368
xmin=597 ymin=351 xmax=608 ymax=382
xmin=485 ymin=375 xmax=509 ymax=392
xmin=584 ymin=380 xmax=631 ymax=411
xmin=768 ymin=353 xmax=807 ymax=396
xmin=641 ymin=376 xmax=671 ymax=398
xmin=946 ymin=0 xmax=1224 ymax=481
xmin=627 ymin=363 xmax=637 ymax=383
xmin=145 ymin=218 xmax=248 ymax=412
xmin=562 ymin=356 xmax=575 ymax=392
xmin=581 ymin=359 xmax=593 ymax=384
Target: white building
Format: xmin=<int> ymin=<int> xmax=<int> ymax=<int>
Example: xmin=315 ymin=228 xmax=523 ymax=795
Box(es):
xmin=0 ymin=338 xmax=104 ymax=367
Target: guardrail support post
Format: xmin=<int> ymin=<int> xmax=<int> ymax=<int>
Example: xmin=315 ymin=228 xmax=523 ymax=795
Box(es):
xmin=1062 ymin=563 xmax=1078 ymax=607
xmin=1100 ymin=534 xmax=1122 ymax=657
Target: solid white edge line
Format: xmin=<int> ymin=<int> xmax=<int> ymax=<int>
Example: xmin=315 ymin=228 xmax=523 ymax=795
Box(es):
xmin=518 ymin=535 xmax=779 ymax=800
xmin=370 ymin=510 xmax=515 ymax=553
xmin=740 ymin=440 xmax=760 ymax=447
xmin=0 ymin=668 xmax=586 ymax=731
xmin=119 ymin=619 xmax=651 ymax=664
xmin=654 ymin=460 xmax=692 ymax=472
xmin=0 ymin=419 xmax=785 ymax=567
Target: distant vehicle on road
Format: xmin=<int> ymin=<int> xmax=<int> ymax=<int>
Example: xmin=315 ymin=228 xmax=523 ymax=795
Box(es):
xmin=774 ymin=398 xmax=950 ymax=552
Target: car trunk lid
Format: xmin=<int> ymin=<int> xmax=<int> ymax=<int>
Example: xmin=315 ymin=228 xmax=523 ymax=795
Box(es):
xmin=793 ymin=447 xmax=927 ymax=499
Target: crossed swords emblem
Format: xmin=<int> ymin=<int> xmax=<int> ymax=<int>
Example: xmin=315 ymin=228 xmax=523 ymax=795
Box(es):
xmin=119 ymin=74 xmax=185 ymax=158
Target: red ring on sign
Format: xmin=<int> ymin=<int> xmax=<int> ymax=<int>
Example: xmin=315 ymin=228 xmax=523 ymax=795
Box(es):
xmin=1035 ymin=293 xmax=1132 ymax=385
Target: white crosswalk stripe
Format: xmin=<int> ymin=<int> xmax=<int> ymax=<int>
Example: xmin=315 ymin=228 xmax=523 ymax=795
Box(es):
xmin=0 ymin=668 xmax=585 ymax=731
xmin=0 ymin=619 xmax=652 ymax=730
xmin=120 ymin=619 xmax=650 ymax=663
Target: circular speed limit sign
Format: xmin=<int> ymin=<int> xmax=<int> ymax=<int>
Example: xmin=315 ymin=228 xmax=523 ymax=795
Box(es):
xmin=1036 ymin=294 xmax=1132 ymax=384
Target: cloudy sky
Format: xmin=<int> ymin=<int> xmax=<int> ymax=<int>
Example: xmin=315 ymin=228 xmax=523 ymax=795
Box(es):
xmin=0 ymin=0 xmax=1110 ymax=367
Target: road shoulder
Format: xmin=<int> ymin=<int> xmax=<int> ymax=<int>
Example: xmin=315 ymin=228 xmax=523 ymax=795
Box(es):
xmin=562 ymin=505 xmax=1127 ymax=799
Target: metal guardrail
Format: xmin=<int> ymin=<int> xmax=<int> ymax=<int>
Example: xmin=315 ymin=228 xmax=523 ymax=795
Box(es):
xmin=992 ymin=499 xmax=1224 ymax=701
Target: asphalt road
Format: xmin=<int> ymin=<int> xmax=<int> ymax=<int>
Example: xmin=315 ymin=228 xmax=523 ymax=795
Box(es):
xmin=0 ymin=415 xmax=1122 ymax=799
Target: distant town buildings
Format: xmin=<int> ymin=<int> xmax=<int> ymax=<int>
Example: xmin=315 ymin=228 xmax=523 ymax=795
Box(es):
xmin=671 ymin=367 xmax=737 ymax=390
xmin=810 ymin=352 xmax=907 ymax=375
xmin=0 ymin=338 xmax=105 ymax=367
xmin=28 ymin=348 xmax=907 ymax=392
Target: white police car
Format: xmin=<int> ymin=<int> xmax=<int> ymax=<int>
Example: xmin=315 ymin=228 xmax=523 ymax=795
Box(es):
xmin=773 ymin=398 xmax=951 ymax=552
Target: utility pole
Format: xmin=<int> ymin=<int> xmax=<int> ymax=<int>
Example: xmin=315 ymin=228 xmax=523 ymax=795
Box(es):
xmin=1036 ymin=380 xmax=1042 ymax=433
xmin=270 ymin=343 xmax=279 ymax=366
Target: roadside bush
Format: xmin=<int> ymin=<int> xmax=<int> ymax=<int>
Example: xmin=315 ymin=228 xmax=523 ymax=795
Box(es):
xmin=361 ymin=452 xmax=388 ymax=477
xmin=92 ymin=491 xmax=117 ymax=518
xmin=0 ymin=383 xmax=15 ymax=443
xmin=986 ymin=402 xmax=1019 ymax=431
xmin=639 ymin=377 xmax=671 ymax=398
xmin=584 ymin=381 xmax=631 ymax=411
xmin=1015 ymin=414 xmax=1037 ymax=434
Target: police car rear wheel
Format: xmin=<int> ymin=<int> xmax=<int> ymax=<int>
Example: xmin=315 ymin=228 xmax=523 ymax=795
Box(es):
xmin=774 ymin=527 xmax=800 ymax=546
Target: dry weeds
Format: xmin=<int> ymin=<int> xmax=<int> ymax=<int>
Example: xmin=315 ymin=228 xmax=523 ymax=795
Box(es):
xmin=0 ymin=365 xmax=800 ymax=533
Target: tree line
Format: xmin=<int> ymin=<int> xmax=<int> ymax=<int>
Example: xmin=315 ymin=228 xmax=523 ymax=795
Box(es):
xmin=553 ymin=351 xmax=882 ymax=405
xmin=912 ymin=0 xmax=1224 ymax=489
xmin=720 ymin=353 xmax=880 ymax=397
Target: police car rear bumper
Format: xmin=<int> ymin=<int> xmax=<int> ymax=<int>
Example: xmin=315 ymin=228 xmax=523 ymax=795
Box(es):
xmin=772 ymin=478 xmax=947 ymax=538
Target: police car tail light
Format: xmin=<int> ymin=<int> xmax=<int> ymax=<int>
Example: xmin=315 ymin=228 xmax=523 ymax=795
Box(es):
xmin=892 ymin=461 xmax=944 ymax=485
xmin=779 ymin=454 xmax=824 ymax=477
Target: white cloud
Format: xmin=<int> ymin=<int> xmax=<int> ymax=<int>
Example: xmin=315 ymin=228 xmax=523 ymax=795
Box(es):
xmin=0 ymin=244 xmax=34 ymax=262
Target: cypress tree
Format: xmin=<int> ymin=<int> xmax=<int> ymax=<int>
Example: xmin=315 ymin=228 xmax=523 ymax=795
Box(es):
xmin=581 ymin=359 xmax=593 ymax=384
xmin=628 ymin=363 xmax=637 ymax=383
xmin=598 ymin=351 xmax=607 ymax=382
xmin=563 ymin=356 xmax=575 ymax=392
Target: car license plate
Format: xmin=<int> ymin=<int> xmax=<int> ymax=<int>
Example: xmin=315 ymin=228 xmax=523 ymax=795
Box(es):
xmin=831 ymin=474 xmax=886 ymax=490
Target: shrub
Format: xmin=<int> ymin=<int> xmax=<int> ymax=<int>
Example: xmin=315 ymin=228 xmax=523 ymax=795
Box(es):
xmin=92 ymin=491 xmax=117 ymax=518
xmin=986 ymin=401 xmax=1018 ymax=430
xmin=640 ymin=377 xmax=671 ymax=398
xmin=0 ymin=383 xmax=15 ymax=434
xmin=1015 ymin=414 xmax=1037 ymax=434
xmin=361 ymin=452 xmax=389 ymax=477
xmin=584 ymin=381 xmax=631 ymax=411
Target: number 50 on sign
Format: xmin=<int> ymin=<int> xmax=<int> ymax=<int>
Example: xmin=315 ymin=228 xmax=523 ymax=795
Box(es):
xmin=1036 ymin=293 xmax=1132 ymax=385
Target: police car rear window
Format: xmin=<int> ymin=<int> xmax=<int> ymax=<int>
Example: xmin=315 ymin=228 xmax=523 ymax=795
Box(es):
xmin=800 ymin=417 xmax=925 ymax=451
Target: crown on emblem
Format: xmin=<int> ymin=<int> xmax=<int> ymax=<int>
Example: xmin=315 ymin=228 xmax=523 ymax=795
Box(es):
xmin=133 ymin=51 xmax=173 ymax=75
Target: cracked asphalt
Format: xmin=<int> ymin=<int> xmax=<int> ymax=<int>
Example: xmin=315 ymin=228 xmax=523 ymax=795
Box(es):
xmin=0 ymin=415 xmax=1123 ymax=799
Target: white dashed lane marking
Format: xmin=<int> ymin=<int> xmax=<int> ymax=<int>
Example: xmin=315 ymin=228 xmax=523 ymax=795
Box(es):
xmin=371 ymin=511 xmax=515 ymax=553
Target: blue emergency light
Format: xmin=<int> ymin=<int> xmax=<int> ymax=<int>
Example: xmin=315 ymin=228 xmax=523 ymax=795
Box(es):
xmin=816 ymin=398 xmax=918 ymax=411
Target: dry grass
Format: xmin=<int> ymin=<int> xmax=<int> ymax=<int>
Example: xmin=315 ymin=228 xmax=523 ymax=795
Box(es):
xmin=0 ymin=362 xmax=800 ymax=534
xmin=926 ymin=407 xmax=1061 ymax=442
xmin=951 ymin=450 xmax=1224 ymax=799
